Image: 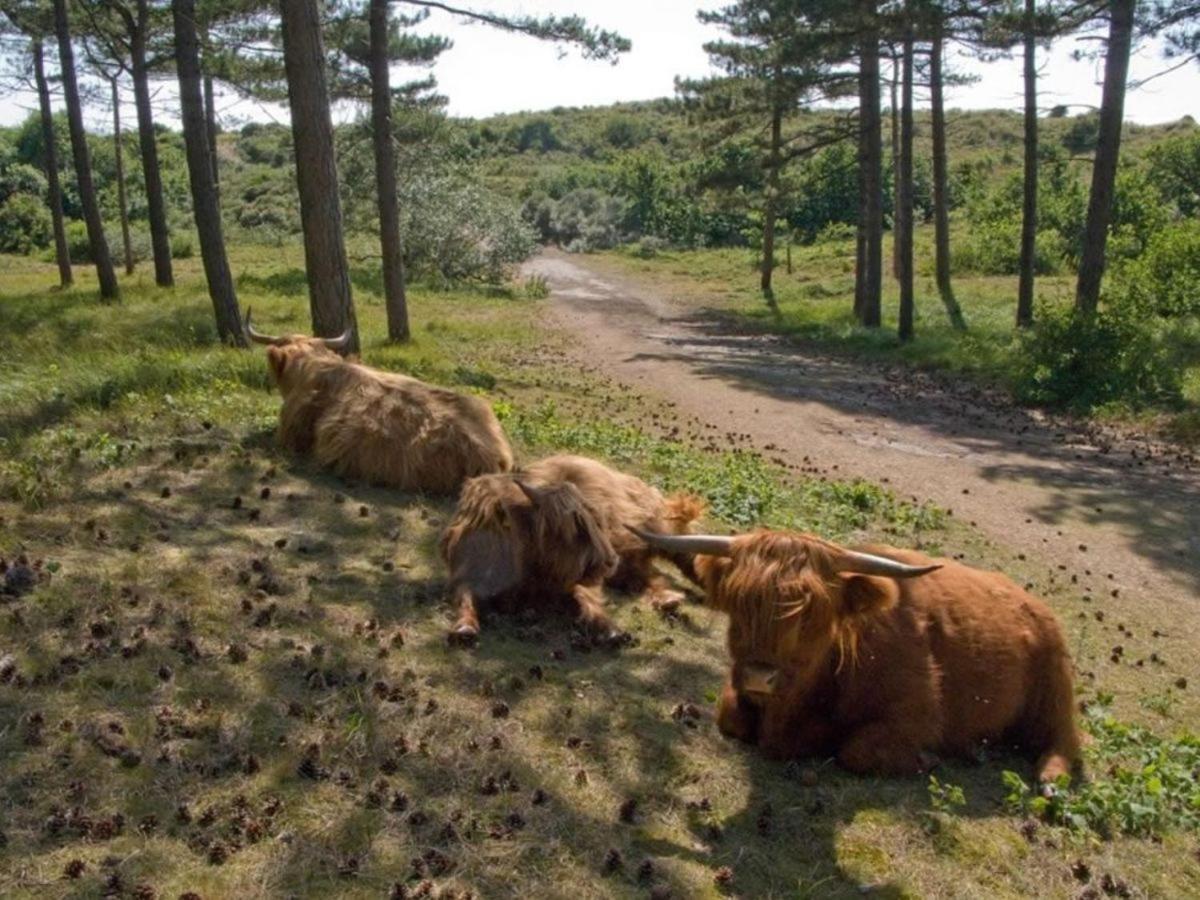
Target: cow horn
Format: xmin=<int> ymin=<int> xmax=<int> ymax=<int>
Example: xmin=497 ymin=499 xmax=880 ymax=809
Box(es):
xmin=833 ymin=549 xmax=942 ymax=579
xmin=514 ymin=480 xmax=546 ymax=504
xmin=243 ymin=307 xmax=284 ymax=346
xmin=320 ymin=327 xmax=353 ymax=352
xmin=628 ymin=526 xmax=734 ymax=557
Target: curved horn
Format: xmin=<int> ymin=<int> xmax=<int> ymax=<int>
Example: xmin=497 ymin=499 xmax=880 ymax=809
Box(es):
xmin=243 ymin=307 xmax=284 ymax=346
xmin=320 ymin=327 xmax=353 ymax=352
xmin=628 ymin=526 xmax=734 ymax=557
xmin=834 ymin=549 xmax=942 ymax=579
xmin=514 ymin=480 xmax=546 ymax=504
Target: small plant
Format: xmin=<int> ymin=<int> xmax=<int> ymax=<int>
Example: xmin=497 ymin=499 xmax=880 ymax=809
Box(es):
xmin=927 ymin=775 xmax=966 ymax=814
xmin=1001 ymin=703 xmax=1200 ymax=838
xmin=521 ymin=274 xmax=550 ymax=299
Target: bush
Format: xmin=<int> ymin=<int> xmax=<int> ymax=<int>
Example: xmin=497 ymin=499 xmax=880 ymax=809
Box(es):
xmin=953 ymin=219 xmax=1066 ymax=275
xmin=0 ymin=193 xmax=52 ymax=254
xmin=1013 ymin=303 xmax=1183 ymax=412
xmin=171 ymin=233 xmax=195 ymax=259
xmin=1112 ymin=219 xmax=1200 ymax=318
xmin=543 ymin=188 xmax=626 ymax=252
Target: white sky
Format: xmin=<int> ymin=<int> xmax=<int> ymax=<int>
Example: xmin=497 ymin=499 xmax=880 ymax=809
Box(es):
xmin=1 ymin=0 xmax=1197 ymax=130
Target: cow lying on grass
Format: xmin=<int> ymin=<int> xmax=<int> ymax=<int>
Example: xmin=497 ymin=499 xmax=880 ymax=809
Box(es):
xmin=635 ymin=528 xmax=1081 ymax=785
xmin=441 ymin=454 xmax=704 ymax=646
xmin=244 ymin=310 xmax=513 ymax=494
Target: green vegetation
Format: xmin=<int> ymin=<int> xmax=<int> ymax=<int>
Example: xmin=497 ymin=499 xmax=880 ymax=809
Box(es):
xmin=2 ymin=250 xmax=1199 ymax=898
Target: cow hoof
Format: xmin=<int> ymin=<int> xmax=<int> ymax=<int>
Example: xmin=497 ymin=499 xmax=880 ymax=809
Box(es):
xmin=448 ymin=625 xmax=479 ymax=648
xmin=917 ymin=750 xmax=941 ymax=772
xmin=650 ymin=591 xmax=684 ymax=615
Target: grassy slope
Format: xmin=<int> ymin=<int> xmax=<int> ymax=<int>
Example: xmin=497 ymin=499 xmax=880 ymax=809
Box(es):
xmin=592 ymin=235 xmax=1200 ymax=440
xmin=1 ymin=250 xmax=1198 ymax=899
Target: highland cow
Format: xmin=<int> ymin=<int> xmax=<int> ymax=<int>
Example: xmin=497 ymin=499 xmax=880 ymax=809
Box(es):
xmin=635 ymin=528 xmax=1080 ymax=785
xmin=244 ymin=309 xmax=513 ymax=494
xmin=440 ymin=454 xmax=704 ymax=646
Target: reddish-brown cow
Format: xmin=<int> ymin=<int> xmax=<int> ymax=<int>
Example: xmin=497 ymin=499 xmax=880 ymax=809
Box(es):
xmin=636 ymin=528 xmax=1080 ymax=784
xmin=441 ymin=454 xmax=704 ymax=646
xmin=243 ymin=309 xmax=513 ymax=494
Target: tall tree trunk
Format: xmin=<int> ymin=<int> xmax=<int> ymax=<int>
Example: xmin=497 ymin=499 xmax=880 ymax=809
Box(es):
xmin=1017 ymin=0 xmax=1038 ymax=328
xmin=898 ymin=24 xmax=915 ymax=342
xmin=891 ymin=48 xmax=900 ymax=279
xmin=133 ymin=0 xmax=173 ymax=286
xmin=1075 ymin=0 xmax=1134 ymax=315
xmin=279 ymin=0 xmax=359 ymax=352
xmin=33 ymin=37 xmax=72 ymax=288
xmin=53 ymin=0 xmax=119 ymax=299
xmin=204 ymin=72 xmax=220 ymax=193
xmin=929 ymin=18 xmax=965 ymax=329
xmin=111 ymin=78 xmax=134 ymax=275
xmin=370 ymin=0 xmax=410 ymax=341
xmin=761 ymin=101 xmax=782 ymax=300
xmin=174 ymin=0 xmax=245 ymax=345
xmin=859 ymin=11 xmax=883 ymax=328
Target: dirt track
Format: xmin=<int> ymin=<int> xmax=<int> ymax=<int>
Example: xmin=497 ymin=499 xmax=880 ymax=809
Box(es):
xmin=526 ymin=248 xmax=1200 ymax=629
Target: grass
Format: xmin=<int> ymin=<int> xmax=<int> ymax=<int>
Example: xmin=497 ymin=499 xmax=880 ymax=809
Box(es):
xmin=595 ymin=230 xmax=1200 ymax=441
xmin=2 ymin=248 xmax=1199 ymax=898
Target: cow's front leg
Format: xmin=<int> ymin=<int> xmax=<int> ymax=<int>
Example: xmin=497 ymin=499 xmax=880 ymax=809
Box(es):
xmin=757 ymin=702 xmax=835 ymax=762
xmin=572 ymin=583 xmax=622 ymax=645
xmin=716 ymin=678 xmax=760 ymax=744
xmin=448 ymin=584 xmax=481 ymax=648
xmin=837 ymin=721 xmax=937 ymax=776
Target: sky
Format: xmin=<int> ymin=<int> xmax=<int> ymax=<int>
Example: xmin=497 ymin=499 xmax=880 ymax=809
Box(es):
xmin=1 ymin=0 xmax=1197 ymax=131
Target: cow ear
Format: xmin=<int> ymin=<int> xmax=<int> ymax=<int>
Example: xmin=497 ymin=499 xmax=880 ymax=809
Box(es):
xmin=267 ymin=346 xmax=288 ymax=379
xmin=838 ymin=574 xmax=899 ymax=619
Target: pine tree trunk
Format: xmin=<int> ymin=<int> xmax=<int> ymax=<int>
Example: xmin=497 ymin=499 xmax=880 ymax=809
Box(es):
xmin=204 ymin=72 xmax=220 ymax=193
xmin=111 ymin=78 xmax=135 ymax=275
xmin=898 ymin=25 xmax=915 ymax=342
xmin=1076 ymin=0 xmax=1134 ymax=315
xmin=370 ymin=0 xmax=410 ymax=341
xmin=279 ymin=0 xmax=359 ymax=352
xmin=174 ymin=0 xmax=245 ymax=345
xmin=53 ymin=0 xmax=119 ymax=299
xmin=860 ymin=11 xmax=883 ymax=328
xmin=761 ymin=102 xmax=782 ymax=300
xmin=1017 ymin=0 xmax=1037 ymax=328
xmin=132 ymin=1 xmax=173 ymax=287
xmin=930 ymin=19 xmax=965 ymax=329
xmin=891 ymin=49 xmax=900 ymax=279
xmin=33 ymin=37 xmax=72 ymax=288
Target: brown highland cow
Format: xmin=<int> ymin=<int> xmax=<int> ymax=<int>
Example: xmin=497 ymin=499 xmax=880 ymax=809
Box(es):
xmin=244 ymin=310 xmax=513 ymax=494
xmin=636 ymin=528 xmax=1080 ymax=785
xmin=441 ymin=454 xmax=704 ymax=646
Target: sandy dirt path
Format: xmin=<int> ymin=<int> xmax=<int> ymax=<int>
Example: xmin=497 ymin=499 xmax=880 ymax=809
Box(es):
xmin=526 ymin=248 xmax=1200 ymax=632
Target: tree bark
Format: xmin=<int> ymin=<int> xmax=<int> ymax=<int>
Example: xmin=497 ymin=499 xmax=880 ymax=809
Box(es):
xmin=279 ymin=0 xmax=359 ymax=352
xmin=111 ymin=78 xmax=134 ymax=275
xmin=370 ymin=0 xmax=410 ymax=341
xmin=204 ymin=72 xmax=220 ymax=193
xmin=858 ymin=8 xmax=883 ymax=328
xmin=1075 ymin=0 xmax=1134 ymax=315
xmin=929 ymin=18 xmax=965 ymax=329
xmin=1017 ymin=0 xmax=1037 ymax=328
xmin=898 ymin=24 xmax=915 ymax=342
xmin=53 ymin=0 xmax=119 ymax=299
xmin=761 ymin=100 xmax=782 ymax=300
xmin=33 ymin=37 xmax=72 ymax=288
xmin=891 ymin=48 xmax=900 ymax=279
xmin=133 ymin=0 xmax=173 ymax=286
xmin=174 ymin=0 xmax=245 ymax=345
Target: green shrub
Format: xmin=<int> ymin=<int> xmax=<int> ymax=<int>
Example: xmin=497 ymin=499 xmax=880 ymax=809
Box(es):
xmin=953 ymin=219 xmax=1065 ymax=276
xmin=171 ymin=233 xmax=195 ymax=259
xmin=1112 ymin=219 xmax=1200 ymax=318
xmin=0 ymin=193 xmax=52 ymax=254
xmin=1013 ymin=303 xmax=1183 ymax=412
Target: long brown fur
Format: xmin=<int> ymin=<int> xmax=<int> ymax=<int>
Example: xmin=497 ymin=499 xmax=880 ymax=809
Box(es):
xmin=700 ymin=530 xmax=1080 ymax=784
xmin=262 ymin=338 xmax=513 ymax=494
xmin=440 ymin=454 xmax=704 ymax=645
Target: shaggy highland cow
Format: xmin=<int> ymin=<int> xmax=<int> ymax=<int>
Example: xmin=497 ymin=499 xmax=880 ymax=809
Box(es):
xmin=636 ymin=528 xmax=1080 ymax=785
xmin=244 ymin=310 xmax=513 ymax=493
xmin=441 ymin=454 xmax=704 ymax=646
